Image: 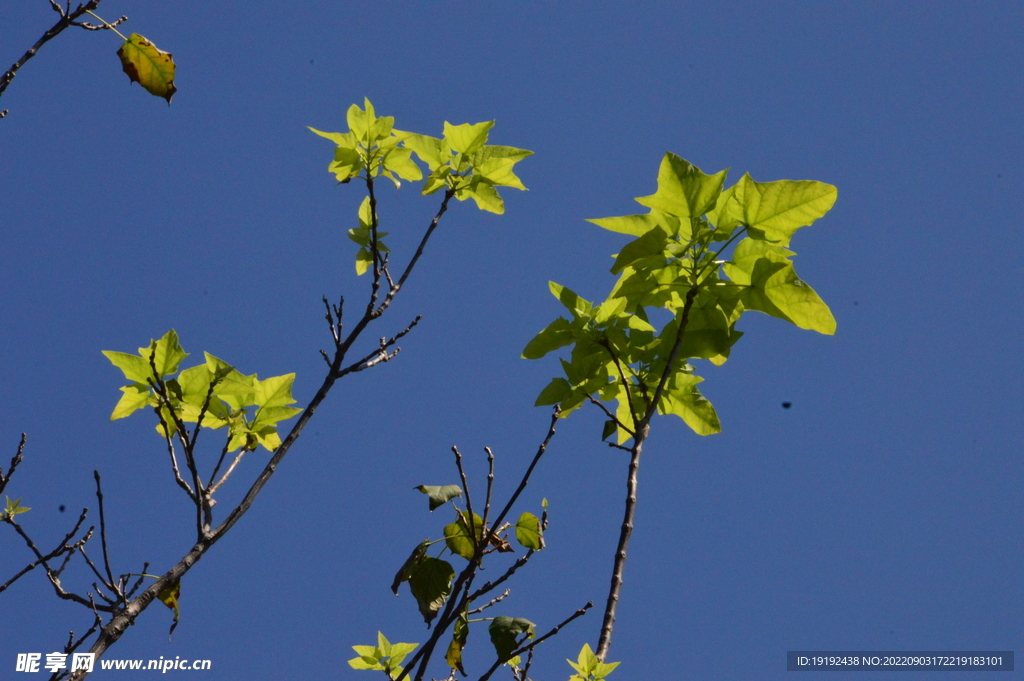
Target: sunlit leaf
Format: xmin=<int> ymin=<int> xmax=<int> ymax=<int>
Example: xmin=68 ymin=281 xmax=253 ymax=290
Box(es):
xmin=514 ymin=512 xmax=543 ymax=550
xmin=635 ymin=153 xmax=728 ymax=218
xmin=444 ymin=511 xmax=483 ymax=559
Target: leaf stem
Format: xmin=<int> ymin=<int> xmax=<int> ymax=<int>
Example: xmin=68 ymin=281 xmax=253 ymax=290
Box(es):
xmin=84 ymin=10 xmax=127 ymax=40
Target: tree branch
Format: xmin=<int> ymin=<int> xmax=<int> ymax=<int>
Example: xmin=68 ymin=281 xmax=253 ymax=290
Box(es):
xmin=0 ymin=0 xmax=106 ymax=119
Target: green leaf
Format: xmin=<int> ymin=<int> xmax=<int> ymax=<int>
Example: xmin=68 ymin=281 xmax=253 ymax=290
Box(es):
xmin=330 ymin=146 xmax=365 ymax=182
xmin=568 ymin=643 xmax=620 ymax=680
xmin=116 ymin=33 xmax=177 ymax=104
xmin=400 ymin=132 xmax=444 ymax=170
xmin=141 ymin=330 xmax=188 ymax=378
xmin=307 ymin=126 xmax=357 ymax=148
xmin=415 ymin=484 xmax=463 ymax=511
xmin=488 ymin=616 xmax=535 ymax=662
xmin=382 ymin=147 xmax=423 ymax=182
xmin=548 ymin=282 xmax=593 ymax=318
xmin=392 ymin=540 xmax=430 ymax=595
xmin=109 ymin=383 xmax=152 ymax=420
xmin=587 ymin=213 xmax=661 ymax=237
xmin=534 ymin=377 xmax=573 ymax=406
xmin=102 ymin=351 xmax=154 ymax=384
xmin=347 ymin=99 xmax=374 ymax=139
xmin=407 ymin=555 xmax=455 ymax=626
xmin=443 ymin=121 xmax=495 ymax=154
xmin=456 ymin=178 xmax=505 ymax=214
xmin=611 ymin=226 xmax=670 ymax=275
xmin=3 ymin=496 xmax=31 ymax=519
xmin=514 ymin=512 xmax=543 ymax=550
xmin=657 ymin=373 xmax=721 ymax=435
xmin=724 ymin=238 xmax=836 ymax=334
xmin=444 ymin=511 xmax=484 ymax=560
xmin=635 ymin=153 xmax=728 ymax=218
xmin=253 ymin=373 xmax=298 ymax=408
xmin=522 ymin=317 xmax=575 ymax=359
xmin=471 ymin=145 xmax=533 ymax=190
xmin=728 ymin=173 xmax=837 ymax=246
xmin=601 ymin=419 xmax=617 ymax=441
xmin=348 ymin=633 xmax=418 ymax=674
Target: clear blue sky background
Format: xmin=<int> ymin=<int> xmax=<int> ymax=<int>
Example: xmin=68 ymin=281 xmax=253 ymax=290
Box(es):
xmin=2 ymin=3 xmax=1021 ymax=679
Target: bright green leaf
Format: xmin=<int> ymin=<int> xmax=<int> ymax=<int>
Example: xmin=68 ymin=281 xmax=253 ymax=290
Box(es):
xmin=724 ymin=238 xmax=836 ymax=334
xmin=514 ymin=512 xmax=543 ymax=550
xmin=657 ymin=373 xmax=721 ymax=435
xmin=382 ymin=147 xmax=423 ymax=182
xmin=587 ymin=213 xmax=661 ymax=237
xmin=109 ymin=383 xmax=152 ymax=421
xmin=729 ymin=173 xmax=837 ymax=246
xmin=3 ymin=496 xmax=31 ymax=518
xmin=102 ymin=351 xmax=154 ymax=384
xmin=253 ymin=374 xmax=297 ymax=408
xmin=522 ymin=317 xmax=575 ymax=359
xmin=534 ymin=377 xmax=573 ymax=406
xmin=443 ymin=121 xmax=494 ymax=154
xmin=444 ymin=511 xmax=483 ymax=560
xmin=548 ymin=282 xmax=593 ymax=318
xmin=140 ymin=330 xmax=188 ymax=378
xmin=568 ymin=643 xmax=621 ymax=680
xmin=635 ymin=153 xmax=728 ymax=218
xmin=456 ymin=179 xmax=504 ymax=214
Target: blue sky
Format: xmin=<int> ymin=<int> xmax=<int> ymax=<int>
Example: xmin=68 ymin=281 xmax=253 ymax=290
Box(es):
xmin=2 ymin=2 xmax=1021 ymax=679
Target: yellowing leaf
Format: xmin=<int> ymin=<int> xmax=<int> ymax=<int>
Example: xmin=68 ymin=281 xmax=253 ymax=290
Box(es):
xmin=117 ymin=34 xmax=177 ymax=104
xmin=157 ymin=579 xmax=181 ymax=637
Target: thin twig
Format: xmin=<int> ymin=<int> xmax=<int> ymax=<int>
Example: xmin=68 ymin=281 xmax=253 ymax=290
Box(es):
xmin=208 ymin=448 xmax=249 ymax=496
xmin=375 ymin=190 xmax=455 ymax=317
xmin=92 ymin=472 xmax=117 ymax=594
xmin=0 ymin=0 xmax=105 ymax=112
xmin=585 ymin=394 xmax=634 ymax=438
xmin=489 ymin=407 xmax=560 ymax=531
xmin=451 ymin=446 xmax=476 ymax=556
xmin=0 ymin=433 xmax=27 ymax=498
xmin=481 ymin=447 xmax=495 ymax=534
xmin=467 ymin=588 xmax=510 ymax=615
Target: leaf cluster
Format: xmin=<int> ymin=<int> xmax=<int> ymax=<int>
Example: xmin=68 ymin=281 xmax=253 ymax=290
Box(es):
xmin=103 ymin=330 xmax=301 ymax=453
xmin=349 ymin=632 xmax=419 ymax=678
xmin=311 ymin=98 xmax=532 ymax=216
xmin=524 ymin=153 xmax=837 ymax=441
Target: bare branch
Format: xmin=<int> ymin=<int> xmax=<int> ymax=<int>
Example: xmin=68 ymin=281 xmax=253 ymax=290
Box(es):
xmin=92 ymin=472 xmax=118 ymax=594
xmin=451 ymin=446 xmax=476 ymax=554
xmin=0 ymin=433 xmax=27 ymax=498
xmin=1 ymin=504 xmax=90 ymax=594
xmin=467 ymin=588 xmax=510 ymax=615
xmin=0 ymin=0 xmax=106 ymax=115
xmin=489 ymin=406 xmax=560 ymax=532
